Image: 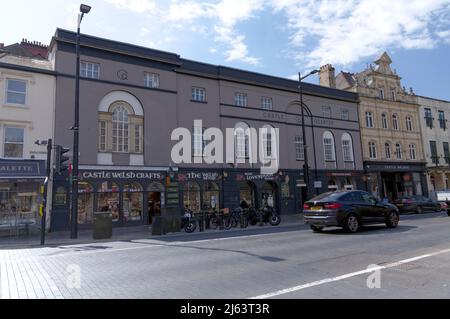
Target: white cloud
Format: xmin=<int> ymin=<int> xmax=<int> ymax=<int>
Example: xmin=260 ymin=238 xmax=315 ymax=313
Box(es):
xmin=272 ymin=0 xmax=450 ymax=68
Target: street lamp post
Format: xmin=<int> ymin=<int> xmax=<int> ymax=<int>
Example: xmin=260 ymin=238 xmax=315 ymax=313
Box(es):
xmin=70 ymin=4 xmax=91 ymax=239
xmin=298 ymin=70 xmax=319 ymax=201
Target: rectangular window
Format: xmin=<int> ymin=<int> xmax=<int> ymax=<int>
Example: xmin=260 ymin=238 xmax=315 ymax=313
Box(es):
xmin=438 ymin=111 xmax=446 ymax=130
xmin=322 ymin=106 xmax=331 ymax=118
xmin=135 ymin=125 xmax=142 ymax=153
xmin=324 ymin=138 xmax=334 ymax=161
xmin=191 ymin=87 xmax=206 ymax=102
xmin=6 ymin=79 xmax=27 ymax=105
xmin=379 ymin=89 xmax=384 ymax=100
xmin=193 ymin=127 xmax=204 ymax=157
xmin=4 ymin=127 xmax=24 ymax=158
xmin=144 ymin=72 xmax=160 ymax=88
xmin=430 ymin=141 xmax=438 ymax=164
xmin=295 ymin=136 xmax=304 ymax=161
xmin=235 ymin=93 xmax=247 ymax=107
xmin=261 ymin=97 xmax=273 ymax=110
xmin=444 ymin=142 xmax=450 ymax=164
xmin=340 ymin=109 xmax=349 ymax=120
xmin=99 ymin=121 xmax=107 ymax=152
xmin=425 ymin=108 xmax=433 ymax=128
xmin=80 ymin=61 xmax=100 ymax=79
xmin=391 ymin=90 xmax=396 ymax=101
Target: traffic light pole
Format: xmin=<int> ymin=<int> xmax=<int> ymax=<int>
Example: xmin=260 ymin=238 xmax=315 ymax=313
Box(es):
xmin=41 ymin=139 xmax=52 ymax=246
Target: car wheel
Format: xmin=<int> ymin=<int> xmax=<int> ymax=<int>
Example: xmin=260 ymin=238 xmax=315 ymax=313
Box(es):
xmin=416 ymin=206 xmax=423 ymax=214
xmin=386 ymin=211 xmax=399 ymax=229
xmin=343 ymin=214 xmax=360 ymax=233
xmin=310 ymin=225 xmax=323 ymax=233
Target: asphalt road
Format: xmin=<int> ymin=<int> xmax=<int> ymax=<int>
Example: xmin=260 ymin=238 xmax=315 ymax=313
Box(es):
xmin=1 ymin=212 xmax=449 ymax=299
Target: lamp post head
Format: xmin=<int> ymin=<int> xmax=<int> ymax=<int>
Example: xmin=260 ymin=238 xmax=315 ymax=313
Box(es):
xmin=80 ymin=4 xmax=92 ymax=14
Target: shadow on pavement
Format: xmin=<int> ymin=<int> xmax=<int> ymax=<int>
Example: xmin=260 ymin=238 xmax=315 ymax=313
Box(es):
xmin=317 ymin=225 xmax=417 ymax=236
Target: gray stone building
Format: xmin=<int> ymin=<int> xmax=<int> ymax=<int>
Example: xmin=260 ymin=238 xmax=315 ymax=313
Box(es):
xmin=49 ymin=29 xmax=363 ymax=231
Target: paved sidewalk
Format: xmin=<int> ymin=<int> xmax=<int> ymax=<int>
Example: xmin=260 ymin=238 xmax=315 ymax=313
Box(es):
xmin=0 ymin=214 xmax=304 ymax=250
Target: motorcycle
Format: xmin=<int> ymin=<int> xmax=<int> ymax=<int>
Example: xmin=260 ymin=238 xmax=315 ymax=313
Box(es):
xmin=261 ymin=205 xmax=281 ymax=226
xmin=181 ymin=209 xmax=197 ymax=233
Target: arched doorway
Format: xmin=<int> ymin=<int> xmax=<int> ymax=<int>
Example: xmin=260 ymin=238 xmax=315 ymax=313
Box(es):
xmin=78 ymin=182 xmax=94 ymax=225
xmin=262 ymin=181 xmax=277 ymax=210
xmin=183 ymin=182 xmax=201 ymax=213
xmin=123 ymin=182 xmax=143 ymax=224
xmin=203 ymin=181 xmax=220 ymax=211
xmin=97 ymin=181 xmax=120 ymax=222
xmin=239 ymin=181 xmax=257 ymax=208
xmin=344 ymin=177 xmax=355 ymax=191
xmin=328 ymin=178 xmax=338 ymax=192
xmin=147 ymin=182 xmax=164 ymax=225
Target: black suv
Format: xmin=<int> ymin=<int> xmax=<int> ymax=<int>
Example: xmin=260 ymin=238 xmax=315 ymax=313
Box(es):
xmin=303 ymin=190 xmax=400 ymax=233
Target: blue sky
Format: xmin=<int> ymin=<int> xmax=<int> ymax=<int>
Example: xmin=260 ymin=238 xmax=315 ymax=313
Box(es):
xmin=2 ymin=0 xmax=450 ymax=100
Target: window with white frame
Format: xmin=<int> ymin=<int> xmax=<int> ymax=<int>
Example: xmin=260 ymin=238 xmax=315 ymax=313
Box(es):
xmin=135 ymin=125 xmax=142 ymax=153
xmin=392 ymin=114 xmax=399 ymax=130
xmin=193 ymin=127 xmax=204 ymax=157
xmin=144 ymin=72 xmax=160 ymax=88
xmin=322 ymin=106 xmax=331 ymax=118
xmin=365 ymin=112 xmax=374 ymax=128
xmin=3 ymin=127 xmax=24 ymax=158
xmin=381 ymin=113 xmax=388 ymax=129
xmin=323 ymin=131 xmax=336 ymax=162
xmin=369 ymin=141 xmax=377 ymax=159
xmin=342 ymin=133 xmax=354 ymax=162
xmin=409 ymin=144 xmax=416 ymax=160
xmin=6 ymin=79 xmax=27 ymax=105
xmin=406 ymin=116 xmax=413 ymax=131
xmin=395 ymin=143 xmax=402 ymax=159
xmin=263 ymin=130 xmax=273 ymax=158
xmin=80 ymin=61 xmax=100 ymax=79
xmin=235 ymin=93 xmax=247 ymax=107
xmin=235 ymin=128 xmax=250 ymax=159
xmin=99 ymin=121 xmax=107 ymax=152
xmin=295 ymin=136 xmax=304 ymax=161
xmin=261 ymin=97 xmax=273 ymax=110
xmin=192 ymin=87 xmax=206 ymax=102
xmin=341 ymin=109 xmax=349 ymax=120
xmin=112 ymin=105 xmax=129 ymax=153
xmin=385 ymin=143 xmax=391 ymax=159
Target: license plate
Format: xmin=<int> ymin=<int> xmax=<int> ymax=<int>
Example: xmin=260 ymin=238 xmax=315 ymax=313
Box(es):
xmin=311 ymin=206 xmax=322 ymax=211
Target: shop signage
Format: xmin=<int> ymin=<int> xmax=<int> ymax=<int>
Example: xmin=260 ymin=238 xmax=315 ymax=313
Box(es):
xmin=0 ymin=160 xmax=45 ymax=178
xmin=236 ymin=173 xmax=277 ymax=181
xmin=314 ymin=181 xmax=323 ymax=188
xmin=327 ymin=172 xmax=358 ymax=177
xmin=81 ymin=170 xmax=164 ymax=180
xmin=178 ymin=172 xmax=220 ymax=181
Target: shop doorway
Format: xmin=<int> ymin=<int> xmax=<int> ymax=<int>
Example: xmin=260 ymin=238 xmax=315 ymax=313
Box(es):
xmin=239 ymin=181 xmax=257 ymax=208
xmin=147 ymin=182 xmax=164 ymax=225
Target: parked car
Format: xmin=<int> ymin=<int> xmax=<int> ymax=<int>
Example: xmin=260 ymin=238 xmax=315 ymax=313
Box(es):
xmin=393 ymin=195 xmax=443 ymax=214
xmin=303 ymin=190 xmax=399 ymax=233
xmin=435 ymin=191 xmax=450 ymax=216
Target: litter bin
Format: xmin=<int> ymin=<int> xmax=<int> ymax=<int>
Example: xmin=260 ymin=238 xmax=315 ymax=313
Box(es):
xmin=93 ymin=212 xmax=113 ymax=240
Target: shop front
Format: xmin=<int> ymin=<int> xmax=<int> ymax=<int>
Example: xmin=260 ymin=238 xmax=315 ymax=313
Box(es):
xmin=364 ymin=162 xmax=428 ymax=201
xmin=51 ymin=167 xmax=167 ymax=231
xmin=0 ymin=159 xmax=46 ymax=235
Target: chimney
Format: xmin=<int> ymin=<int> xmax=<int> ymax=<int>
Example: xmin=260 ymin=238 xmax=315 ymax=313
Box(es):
xmin=319 ymin=64 xmax=336 ymax=89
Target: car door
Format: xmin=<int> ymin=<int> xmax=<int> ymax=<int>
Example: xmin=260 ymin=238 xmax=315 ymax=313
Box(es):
xmin=358 ymin=192 xmax=378 ymax=222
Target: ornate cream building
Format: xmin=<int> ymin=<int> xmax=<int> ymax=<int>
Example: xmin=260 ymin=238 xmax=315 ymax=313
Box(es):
xmin=319 ymin=52 xmax=428 ymax=201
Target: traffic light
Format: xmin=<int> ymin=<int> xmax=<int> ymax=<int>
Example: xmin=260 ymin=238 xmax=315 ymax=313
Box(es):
xmin=55 ymin=145 xmax=71 ymax=175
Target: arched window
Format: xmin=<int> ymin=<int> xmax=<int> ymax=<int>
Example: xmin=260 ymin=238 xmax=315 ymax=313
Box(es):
xmin=323 ymin=131 xmax=336 ymax=162
xmin=365 ymin=112 xmax=374 ymax=128
xmin=262 ymin=125 xmax=277 ymax=159
xmin=342 ymin=133 xmax=354 ymax=162
xmin=385 ymin=143 xmax=391 ymax=159
xmin=392 ymin=114 xmax=399 ymax=130
xmin=234 ymin=122 xmax=251 ymax=161
xmin=381 ymin=113 xmax=388 ymax=129
xmin=396 ymin=143 xmax=402 ymax=159
xmin=369 ymin=141 xmax=377 ymax=159
xmin=406 ymin=116 xmax=413 ymax=131
xmin=409 ymin=144 xmax=417 ymax=160
xmin=112 ymin=104 xmax=130 ymax=153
